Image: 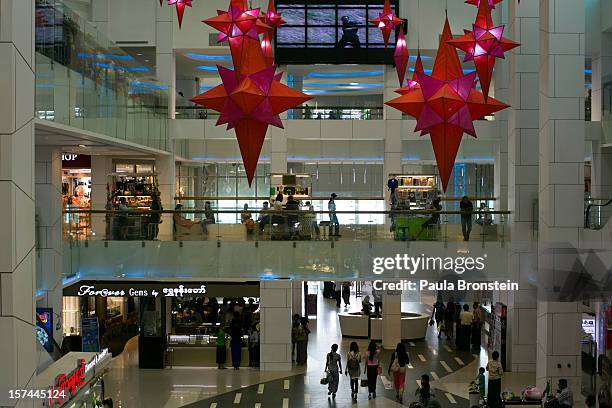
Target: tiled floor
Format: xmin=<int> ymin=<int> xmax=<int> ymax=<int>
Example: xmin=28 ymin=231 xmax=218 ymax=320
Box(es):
xmin=103 ymin=290 xmax=527 ymax=408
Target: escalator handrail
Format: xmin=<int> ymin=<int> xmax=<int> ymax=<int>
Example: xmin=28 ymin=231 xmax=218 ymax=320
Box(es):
xmin=585 ymin=198 xmax=612 ymax=228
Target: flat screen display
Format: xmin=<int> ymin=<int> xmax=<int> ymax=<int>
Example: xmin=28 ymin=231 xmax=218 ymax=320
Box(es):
xmin=275 ymin=0 xmax=401 ymax=64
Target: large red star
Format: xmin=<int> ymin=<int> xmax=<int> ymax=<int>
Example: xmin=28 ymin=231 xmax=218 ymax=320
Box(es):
xmin=385 ymin=18 xmax=508 ymax=191
xmin=370 ymin=0 xmax=402 ymax=47
xmin=168 ymin=0 xmax=192 ymax=29
xmin=393 ymin=28 xmax=409 ymax=86
xmin=191 ymin=65 xmax=311 ymax=184
xmin=447 ymin=0 xmax=519 ymax=100
xmin=465 ymin=0 xmax=503 ymax=8
xmin=396 ymin=52 xmax=425 ymax=95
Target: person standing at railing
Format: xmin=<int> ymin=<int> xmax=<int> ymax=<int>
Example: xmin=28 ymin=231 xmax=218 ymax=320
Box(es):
xmin=201 ymin=201 xmax=216 ymax=234
xmin=118 ymin=197 xmax=129 ymax=240
xmin=241 ymin=203 xmax=255 ymax=235
xmin=329 ymin=193 xmax=340 ymax=237
xmin=460 ymin=196 xmax=474 ymax=241
xmin=149 ymin=193 xmax=162 ymax=240
xmin=258 ymin=201 xmax=271 ymax=233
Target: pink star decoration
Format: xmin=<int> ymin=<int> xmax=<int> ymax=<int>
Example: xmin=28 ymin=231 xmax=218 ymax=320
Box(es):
xmin=370 ymin=0 xmax=402 ymax=47
xmin=261 ymin=0 xmax=285 ymax=30
xmin=447 ymin=0 xmax=519 ymax=100
xmin=393 ymin=27 xmax=409 ymax=87
xmin=167 ymin=0 xmax=192 ymax=29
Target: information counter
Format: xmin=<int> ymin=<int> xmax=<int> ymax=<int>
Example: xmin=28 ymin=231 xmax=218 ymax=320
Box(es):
xmin=338 ymin=312 xmax=429 ymax=340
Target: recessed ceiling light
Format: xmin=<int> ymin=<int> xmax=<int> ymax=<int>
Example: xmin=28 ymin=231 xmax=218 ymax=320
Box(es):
xmin=137 ymin=53 xmax=143 ymax=56
xmin=78 ymin=144 xmax=87 ymax=148
xmin=145 ymin=59 xmax=150 ymax=62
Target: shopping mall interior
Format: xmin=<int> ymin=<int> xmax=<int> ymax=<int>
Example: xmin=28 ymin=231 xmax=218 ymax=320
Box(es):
xmin=2 ymin=0 xmax=612 ymax=407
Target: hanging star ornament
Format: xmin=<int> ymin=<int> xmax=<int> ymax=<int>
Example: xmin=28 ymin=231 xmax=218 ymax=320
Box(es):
xmin=385 ymin=18 xmax=509 ymax=191
xmin=167 ymin=0 xmax=192 ymax=29
xmin=396 ymin=52 xmax=424 ymax=95
xmin=193 ymin=0 xmax=312 ymax=185
xmin=261 ymin=0 xmax=285 ymax=30
xmin=447 ymin=0 xmax=519 ymax=100
xmin=191 ymin=65 xmax=311 ymax=184
xmin=465 ymin=0 xmax=503 ymax=8
xmin=370 ymin=0 xmax=402 ymax=47
xmin=394 ymin=27 xmax=409 ymax=86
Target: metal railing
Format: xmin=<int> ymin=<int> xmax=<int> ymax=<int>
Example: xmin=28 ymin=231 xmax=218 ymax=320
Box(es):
xmin=63 ymin=208 xmax=510 ymax=244
xmin=585 ymin=198 xmax=612 ymax=229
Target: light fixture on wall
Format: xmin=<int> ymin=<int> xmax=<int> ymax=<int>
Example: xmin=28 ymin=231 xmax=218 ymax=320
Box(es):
xmin=340 ymin=164 xmax=343 ymax=185
xmin=316 ymin=164 xmax=319 ymax=180
xmin=363 ymin=165 xmax=367 ymax=184
xmin=352 ymin=163 xmax=356 ymax=184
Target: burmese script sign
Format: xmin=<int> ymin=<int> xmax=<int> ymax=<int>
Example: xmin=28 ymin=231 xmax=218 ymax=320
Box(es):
xmin=63 ymin=281 xmax=260 ymax=298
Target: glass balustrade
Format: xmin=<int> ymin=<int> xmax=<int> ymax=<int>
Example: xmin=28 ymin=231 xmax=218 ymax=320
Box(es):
xmin=174 ymin=105 xmax=384 ymax=120
xmin=63 ymin=207 xmax=509 ymax=243
xmin=35 ymin=0 xmax=169 ymax=151
xmin=584 ymin=197 xmax=612 ymax=230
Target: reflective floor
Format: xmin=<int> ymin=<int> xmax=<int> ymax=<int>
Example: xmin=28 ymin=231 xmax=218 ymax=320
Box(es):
xmin=103 ymin=289 xmax=534 ymax=408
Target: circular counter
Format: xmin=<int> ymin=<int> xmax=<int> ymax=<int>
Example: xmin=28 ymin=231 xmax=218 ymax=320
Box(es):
xmin=338 ymin=312 xmax=429 ymax=341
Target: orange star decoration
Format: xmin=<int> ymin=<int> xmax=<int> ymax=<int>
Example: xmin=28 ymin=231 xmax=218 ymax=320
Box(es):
xmin=447 ymin=0 xmax=519 ymax=100
xmin=385 ymin=18 xmax=509 ymax=191
xmin=370 ymin=0 xmax=402 ymax=47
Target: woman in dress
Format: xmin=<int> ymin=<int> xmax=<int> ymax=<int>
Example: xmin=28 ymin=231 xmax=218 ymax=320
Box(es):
xmin=324 ymin=344 xmax=342 ymax=398
xmin=388 ymin=342 xmax=409 ymax=402
xmin=295 ymin=317 xmax=310 ymax=366
xmin=364 ymin=340 xmax=381 ymax=399
xmin=345 ymin=341 xmax=361 ymax=400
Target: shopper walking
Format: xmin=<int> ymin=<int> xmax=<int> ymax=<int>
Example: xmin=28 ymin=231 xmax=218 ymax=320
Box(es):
xmin=333 ymin=281 xmax=342 ymax=308
xmin=229 ymin=312 xmax=243 ymax=370
xmin=486 ymin=351 xmax=504 ymax=408
xmin=291 ymin=313 xmax=300 ymax=362
xmin=324 ymin=344 xmax=342 ymax=398
xmin=388 ymin=342 xmax=409 ymax=402
xmin=373 ymin=288 xmax=383 ymax=316
xmin=342 ymin=281 xmax=351 ymax=308
xmin=365 ymin=340 xmax=381 ymax=399
xmin=556 ymin=379 xmax=574 ymax=408
xmin=458 ymin=304 xmax=473 ymax=351
xmin=432 ymin=297 xmax=446 ymax=338
xmin=345 ymin=341 xmax=362 ymax=400
xmin=460 ymin=196 xmax=474 ymax=241
xmin=296 ymin=317 xmax=310 ymax=366
xmin=415 ymin=374 xmax=431 ymax=406
xmin=329 ymin=193 xmax=340 ymax=237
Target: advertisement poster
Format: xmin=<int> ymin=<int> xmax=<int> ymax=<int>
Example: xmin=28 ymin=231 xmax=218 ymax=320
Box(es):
xmin=81 ymin=317 xmax=100 ymax=352
xmin=36 ymin=307 xmax=53 ymax=353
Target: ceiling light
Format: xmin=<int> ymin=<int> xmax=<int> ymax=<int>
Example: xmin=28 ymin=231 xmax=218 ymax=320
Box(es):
xmin=137 ymin=53 xmax=143 ymax=56
xmin=78 ymin=144 xmax=86 ymax=148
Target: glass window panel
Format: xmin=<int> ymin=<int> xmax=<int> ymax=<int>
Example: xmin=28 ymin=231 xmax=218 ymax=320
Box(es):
xmin=307 ymin=27 xmax=336 ymax=44
xmin=307 ymin=8 xmax=336 ymax=25
xmin=277 ymin=27 xmax=306 ymax=44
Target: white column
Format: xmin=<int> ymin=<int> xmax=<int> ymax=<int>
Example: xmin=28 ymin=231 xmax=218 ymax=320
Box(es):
xmin=493 ymin=1 xmax=509 ymax=213
xmin=591 ymin=140 xmax=612 ymax=199
xmin=381 ymin=291 xmax=401 ymax=350
xmin=270 ymin=127 xmax=288 ymax=174
xmin=504 ymin=0 xmax=539 ymax=373
xmin=156 ymin=3 xmax=176 ymax=120
xmin=35 ymin=147 xmax=63 ymax=346
xmin=259 ymin=280 xmax=292 ymax=371
xmin=90 ymin=156 xmax=113 ymax=237
xmin=156 ymin=154 xmax=175 ymax=239
xmin=0 ymin=0 xmax=37 ymax=405
xmin=91 ymin=0 xmax=110 ymax=37
xmin=537 ymin=0 xmax=585 ymax=393
xmin=383 ymin=65 xmax=401 ymax=120
xmin=292 ymin=281 xmax=303 ymax=316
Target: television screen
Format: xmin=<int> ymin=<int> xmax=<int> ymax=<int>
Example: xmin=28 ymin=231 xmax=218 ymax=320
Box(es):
xmin=275 ymin=0 xmax=401 ymax=64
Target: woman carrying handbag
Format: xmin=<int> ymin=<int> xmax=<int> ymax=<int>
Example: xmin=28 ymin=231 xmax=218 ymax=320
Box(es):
xmin=388 ymin=342 xmax=409 ymax=402
xmin=324 ymin=344 xmax=342 ymax=399
xmin=364 ymin=340 xmax=381 ymax=399
xmin=345 ymin=342 xmax=362 ymax=400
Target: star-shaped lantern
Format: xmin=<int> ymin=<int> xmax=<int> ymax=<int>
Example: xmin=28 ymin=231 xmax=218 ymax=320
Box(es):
xmin=192 ymin=65 xmax=311 ymax=184
xmin=393 ymin=27 xmax=409 ymax=86
xmin=386 ymin=18 xmax=509 ymax=191
xmin=168 ymin=0 xmax=192 ymax=29
xmin=370 ymin=0 xmax=402 ymax=47
xmin=261 ymin=0 xmax=285 ymax=30
xmin=447 ymin=0 xmax=519 ymax=100
xmin=465 ymin=0 xmax=503 ymax=8
xmin=194 ymin=0 xmax=312 ymax=185
xmin=396 ymin=52 xmax=424 ymax=95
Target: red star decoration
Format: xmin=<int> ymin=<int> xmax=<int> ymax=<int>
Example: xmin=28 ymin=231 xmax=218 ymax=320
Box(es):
xmin=393 ymin=27 xmax=409 ymax=86
xmin=396 ymin=52 xmax=424 ymax=95
xmin=194 ymin=0 xmax=311 ymax=185
xmin=167 ymin=0 xmax=192 ymax=29
xmin=465 ymin=0 xmax=503 ymax=8
xmin=191 ymin=65 xmax=311 ymax=184
xmin=370 ymin=0 xmax=402 ymax=47
xmin=385 ymin=17 xmax=509 ymax=192
xmin=447 ymin=0 xmax=519 ymax=100
xmin=261 ymin=0 xmax=285 ymax=30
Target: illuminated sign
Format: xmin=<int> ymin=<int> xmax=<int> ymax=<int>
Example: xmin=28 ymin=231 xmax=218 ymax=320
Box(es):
xmin=583 ymin=318 xmax=596 ymax=337
xmin=64 ymin=281 xmax=260 ymax=298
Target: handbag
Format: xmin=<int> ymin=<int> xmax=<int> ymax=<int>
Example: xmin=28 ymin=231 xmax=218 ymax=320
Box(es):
xmin=360 ymin=377 xmax=369 ymax=387
xmin=377 ymin=365 xmax=382 ymax=375
xmin=320 ymin=370 xmax=332 ymax=385
xmin=390 ymin=354 xmax=400 ymax=373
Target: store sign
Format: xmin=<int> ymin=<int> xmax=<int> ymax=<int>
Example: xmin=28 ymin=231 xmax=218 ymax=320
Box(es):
xmin=583 ymin=318 xmax=596 ymax=337
xmin=36 ymin=307 xmax=54 ymax=353
xmin=64 ymin=281 xmax=260 ymax=298
xmin=48 ymin=359 xmax=86 ymax=406
xmin=62 ymin=154 xmax=91 ymax=169
xmin=48 ymin=349 xmax=110 ymax=406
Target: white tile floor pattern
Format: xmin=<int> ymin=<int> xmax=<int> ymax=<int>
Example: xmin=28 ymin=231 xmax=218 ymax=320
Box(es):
xmin=102 ymin=289 xmax=531 ymax=408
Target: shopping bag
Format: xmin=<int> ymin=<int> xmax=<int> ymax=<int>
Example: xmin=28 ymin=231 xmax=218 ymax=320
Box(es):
xmin=361 ymin=378 xmax=369 ymax=387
